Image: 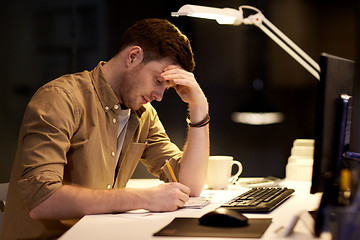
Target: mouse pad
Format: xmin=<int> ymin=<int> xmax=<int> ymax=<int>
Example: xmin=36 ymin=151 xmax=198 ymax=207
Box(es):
xmin=153 ymin=217 xmax=272 ymax=238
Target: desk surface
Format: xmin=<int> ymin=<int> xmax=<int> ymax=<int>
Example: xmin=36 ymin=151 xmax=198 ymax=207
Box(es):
xmin=59 ymin=179 xmax=322 ymax=240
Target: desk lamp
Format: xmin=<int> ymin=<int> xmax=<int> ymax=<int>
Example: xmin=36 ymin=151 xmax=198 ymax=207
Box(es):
xmin=172 ymin=4 xmax=321 ymax=125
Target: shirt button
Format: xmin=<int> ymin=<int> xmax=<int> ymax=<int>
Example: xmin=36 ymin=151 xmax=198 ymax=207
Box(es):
xmin=113 ymin=118 xmax=117 ymax=123
xmin=114 ymin=104 xmax=119 ymax=110
xmin=111 ymin=151 xmax=115 ymax=157
xmin=106 ymin=184 xmax=111 ymax=189
xmin=105 ymin=106 xmax=110 ymax=111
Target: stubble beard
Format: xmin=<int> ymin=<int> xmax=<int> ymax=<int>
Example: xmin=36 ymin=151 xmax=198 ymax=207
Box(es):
xmin=115 ymin=67 xmax=143 ymax=111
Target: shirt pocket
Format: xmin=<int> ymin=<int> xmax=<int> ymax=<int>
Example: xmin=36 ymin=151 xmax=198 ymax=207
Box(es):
xmin=118 ymin=142 xmax=147 ymax=185
xmin=127 ymin=142 xmax=146 ymax=161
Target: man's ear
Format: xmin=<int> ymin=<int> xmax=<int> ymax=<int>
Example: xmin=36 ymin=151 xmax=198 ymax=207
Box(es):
xmin=126 ymin=46 xmax=144 ymax=67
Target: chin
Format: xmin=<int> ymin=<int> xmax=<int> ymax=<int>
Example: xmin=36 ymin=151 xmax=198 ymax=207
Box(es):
xmin=128 ymin=103 xmax=142 ymax=111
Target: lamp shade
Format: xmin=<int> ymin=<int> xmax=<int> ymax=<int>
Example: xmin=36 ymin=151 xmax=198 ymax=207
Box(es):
xmin=171 ymin=4 xmax=243 ymax=25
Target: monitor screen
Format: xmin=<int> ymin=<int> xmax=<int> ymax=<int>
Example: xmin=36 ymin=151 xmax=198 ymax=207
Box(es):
xmin=310 ymin=53 xmax=356 ymax=194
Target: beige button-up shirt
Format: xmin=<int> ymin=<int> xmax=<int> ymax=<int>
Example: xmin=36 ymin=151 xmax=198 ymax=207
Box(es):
xmin=1 ymin=62 xmax=182 ymax=240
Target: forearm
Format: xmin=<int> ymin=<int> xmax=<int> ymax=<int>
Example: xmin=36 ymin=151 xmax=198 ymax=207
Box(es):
xmin=179 ymin=105 xmax=210 ymax=196
xmin=29 ymin=185 xmax=146 ymax=220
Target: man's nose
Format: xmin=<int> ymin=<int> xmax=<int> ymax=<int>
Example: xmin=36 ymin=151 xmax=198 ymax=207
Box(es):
xmin=152 ymin=88 xmax=165 ymax=102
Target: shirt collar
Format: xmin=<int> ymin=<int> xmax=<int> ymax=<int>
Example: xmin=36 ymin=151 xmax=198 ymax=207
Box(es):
xmin=90 ymin=61 xmax=146 ymax=117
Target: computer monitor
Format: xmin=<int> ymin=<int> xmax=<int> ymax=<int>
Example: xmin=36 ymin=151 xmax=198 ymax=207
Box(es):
xmin=310 ymin=53 xmax=356 ymax=194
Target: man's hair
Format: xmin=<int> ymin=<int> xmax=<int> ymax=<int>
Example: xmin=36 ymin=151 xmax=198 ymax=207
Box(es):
xmin=118 ymin=18 xmax=195 ymax=72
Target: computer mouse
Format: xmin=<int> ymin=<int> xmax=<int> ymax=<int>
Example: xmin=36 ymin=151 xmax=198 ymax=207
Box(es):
xmin=199 ymin=208 xmax=248 ymax=227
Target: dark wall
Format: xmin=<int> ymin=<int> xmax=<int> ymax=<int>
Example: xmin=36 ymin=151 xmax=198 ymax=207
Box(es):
xmin=1 ymin=0 xmax=359 ymax=182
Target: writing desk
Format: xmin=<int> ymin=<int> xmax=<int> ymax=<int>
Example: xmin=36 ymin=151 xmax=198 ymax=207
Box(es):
xmin=59 ymin=179 xmax=322 ymax=240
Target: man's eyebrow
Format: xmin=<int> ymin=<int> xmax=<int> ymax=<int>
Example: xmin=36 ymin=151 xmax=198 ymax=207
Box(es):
xmin=164 ymin=80 xmax=171 ymax=90
xmin=165 ymin=80 xmax=176 ymax=88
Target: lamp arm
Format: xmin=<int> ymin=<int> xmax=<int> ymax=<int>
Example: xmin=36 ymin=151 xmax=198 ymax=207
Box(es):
xmin=243 ymin=11 xmax=320 ymax=80
xmin=262 ymin=17 xmax=320 ymax=73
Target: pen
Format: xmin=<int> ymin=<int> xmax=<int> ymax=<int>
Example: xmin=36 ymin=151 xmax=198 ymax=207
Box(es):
xmin=344 ymin=151 xmax=360 ymax=160
xmin=165 ymin=159 xmax=178 ymax=182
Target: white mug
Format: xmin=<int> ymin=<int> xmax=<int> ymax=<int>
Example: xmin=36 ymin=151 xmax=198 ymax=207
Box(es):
xmin=206 ymin=156 xmax=243 ymax=189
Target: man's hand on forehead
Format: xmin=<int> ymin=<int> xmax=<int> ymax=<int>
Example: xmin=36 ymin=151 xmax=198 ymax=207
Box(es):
xmin=160 ymin=64 xmax=207 ymax=109
xmin=160 ymin=65 xmax=188 ymax=84
xmin=160 ymin=65 xmax=183 ymax=88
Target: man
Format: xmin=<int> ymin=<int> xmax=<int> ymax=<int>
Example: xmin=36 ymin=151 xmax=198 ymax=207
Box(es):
xmin=1 ymin=18 xmax=209 ymax=239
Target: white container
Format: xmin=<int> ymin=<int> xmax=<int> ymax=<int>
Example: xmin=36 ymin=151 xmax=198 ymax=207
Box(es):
xmin=285 ymin=139 xmax=314 ymax=181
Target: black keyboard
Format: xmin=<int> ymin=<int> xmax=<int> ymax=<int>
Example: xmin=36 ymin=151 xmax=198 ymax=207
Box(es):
xmin=220 ymin=187 xmax=295 ymax=213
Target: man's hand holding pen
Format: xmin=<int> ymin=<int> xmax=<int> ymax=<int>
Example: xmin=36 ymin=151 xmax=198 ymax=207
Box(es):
xmin=142 ymin=183 xmax=190 ymax=211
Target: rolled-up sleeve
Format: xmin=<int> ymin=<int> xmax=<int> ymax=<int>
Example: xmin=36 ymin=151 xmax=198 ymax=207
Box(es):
xmin=17 ymin=85 xmax=77 ymax=210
